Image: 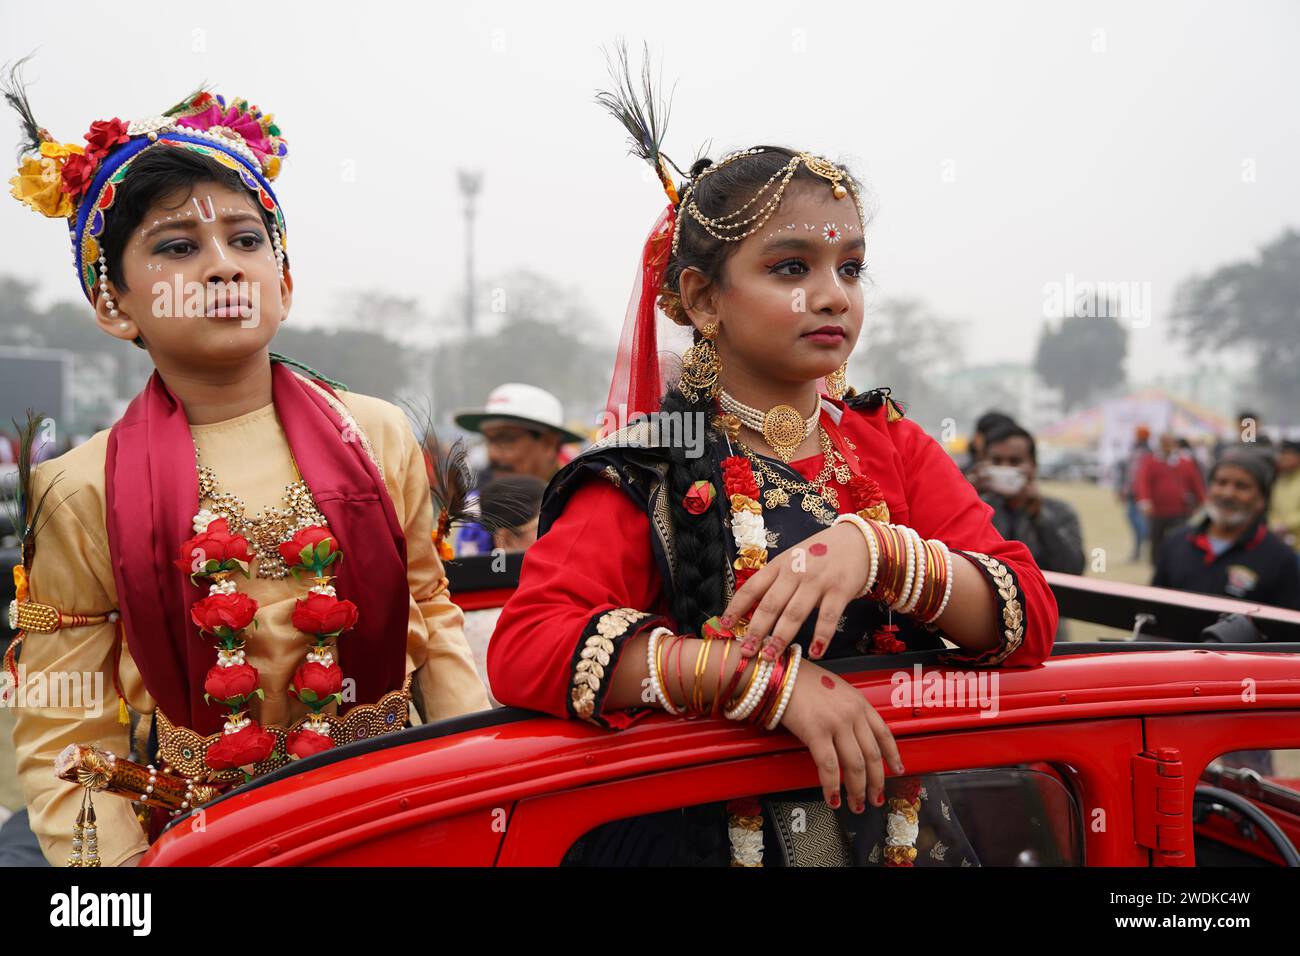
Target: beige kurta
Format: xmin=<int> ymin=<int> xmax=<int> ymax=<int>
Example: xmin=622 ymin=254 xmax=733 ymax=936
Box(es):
xmin=12 ymin=386 xmax=490 ymax=866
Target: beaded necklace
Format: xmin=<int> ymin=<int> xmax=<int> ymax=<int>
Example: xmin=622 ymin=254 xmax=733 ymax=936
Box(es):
xmin=193 ymin=439 xmax=328 ymax=580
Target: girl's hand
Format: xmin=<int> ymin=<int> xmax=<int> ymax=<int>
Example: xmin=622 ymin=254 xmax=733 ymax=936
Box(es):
xmin=778 ymin=660 xmax=904 ymax=811
xmin=721 ymin=521 xmax=868 ymax=662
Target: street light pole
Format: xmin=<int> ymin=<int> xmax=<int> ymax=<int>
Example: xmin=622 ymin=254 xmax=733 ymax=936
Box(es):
xmin=457 ymin=169 xmax=483 ymax=336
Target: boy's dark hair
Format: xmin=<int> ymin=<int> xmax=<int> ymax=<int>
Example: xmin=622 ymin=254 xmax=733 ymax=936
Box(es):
xmin=100 ymin=146 xmax=288 ymax=294
xmin=984 ymin=422 xmax=1037 ymax=464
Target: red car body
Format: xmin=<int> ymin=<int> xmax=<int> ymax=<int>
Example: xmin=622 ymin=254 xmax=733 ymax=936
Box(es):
xmin=141 ymin=572 xmax=1300 ymax=867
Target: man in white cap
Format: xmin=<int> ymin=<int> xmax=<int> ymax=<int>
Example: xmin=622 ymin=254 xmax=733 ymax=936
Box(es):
xmin=454 ymin=383 xmax=586 ymax=483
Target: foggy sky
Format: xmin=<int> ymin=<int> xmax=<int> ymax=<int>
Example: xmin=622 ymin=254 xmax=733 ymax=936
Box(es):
xmin=2 ymin=0 xmax=1297 ymax=381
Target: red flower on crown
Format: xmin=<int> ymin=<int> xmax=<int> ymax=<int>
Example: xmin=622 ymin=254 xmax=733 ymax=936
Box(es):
xmin=58 ymin=151 xmax=97 ymax=197
xmin=83 ymin=118 xmax=130 ymax=158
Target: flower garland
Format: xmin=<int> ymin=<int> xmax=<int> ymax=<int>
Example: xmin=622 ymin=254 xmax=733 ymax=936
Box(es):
xmin=177 ymin=517 xmax=358 ymax=780
xmin=720 ymin=433 xmax=917 ymax=866
xmin=721 ymin=454 xmax=767 ymax=589
xmin=282 ymin=527 xmax=358 ymax=759
xmin=883 ymin=778 xmax=922 ymax=866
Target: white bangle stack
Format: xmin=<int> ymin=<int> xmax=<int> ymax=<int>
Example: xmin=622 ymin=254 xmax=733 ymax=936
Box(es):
xmin=898 ymin=526 xmax=927 ymax=615
xmin=645 ymin=626 xmax=681 ymax=715
xmin=764 ymin=644 xmax=802 ymax=730
xmin=832 ymin=513 xmax=880 ymax=598
xmin=725 ymin=657 xmax=775 ymax=722
xmin=889 ymin=525 xmax=918 ymax=613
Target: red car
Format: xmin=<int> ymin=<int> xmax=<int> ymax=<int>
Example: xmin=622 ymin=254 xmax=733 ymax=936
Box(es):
xmin=140 ymin=567 xmax=1300 ymax=867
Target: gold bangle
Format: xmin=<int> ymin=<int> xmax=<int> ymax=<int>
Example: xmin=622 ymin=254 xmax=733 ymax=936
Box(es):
xmin=692 ymin=637 xmax=713 ymax=715
xmin=727 ymin=655 xmax=764 ymax=712
xmin=711 ymin=639 xmax=733 ymax=717
xmin=919 ymin=540 xmax=944 ymax=621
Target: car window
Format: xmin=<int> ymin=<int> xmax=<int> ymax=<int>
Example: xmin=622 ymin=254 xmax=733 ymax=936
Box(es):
xmin=1196 ymin=749 xmax=1300 ymax=867
xmin=562 ymin=766 xmax=1082 ymax=867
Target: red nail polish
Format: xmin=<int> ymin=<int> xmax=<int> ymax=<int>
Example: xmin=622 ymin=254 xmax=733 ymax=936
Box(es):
xmin=874 ymin=792 xmax=884 ymax=807
xmin=828 ymin=792 xmax=841 ymax=808
xmin=720 ymin=615 xmax=733 ymax=627
xmin=853 ymin=801 xmax=865 ymax=814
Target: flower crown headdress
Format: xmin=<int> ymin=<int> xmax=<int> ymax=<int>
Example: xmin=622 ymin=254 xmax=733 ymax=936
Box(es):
xmin=4 ymin=62 xmax=290 ymax=304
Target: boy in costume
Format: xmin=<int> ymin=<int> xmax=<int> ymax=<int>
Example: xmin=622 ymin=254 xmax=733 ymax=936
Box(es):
xmin=4 ymin=70 xmax=489 ymax=866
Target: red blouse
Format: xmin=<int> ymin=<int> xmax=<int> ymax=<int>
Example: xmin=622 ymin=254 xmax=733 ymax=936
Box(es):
xmin=487 ymin=399 xmax=1057 ymax=729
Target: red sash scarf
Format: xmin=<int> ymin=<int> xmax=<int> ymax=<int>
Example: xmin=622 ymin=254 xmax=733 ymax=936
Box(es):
xmin=104 ymin=359 xmax=408 ymax=735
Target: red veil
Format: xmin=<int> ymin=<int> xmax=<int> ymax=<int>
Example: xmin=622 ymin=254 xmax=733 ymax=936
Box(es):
xmin=600 ymin=204 xmax=676 ymax=436
xmin=601 ymin=201 xmax=835 ymax=438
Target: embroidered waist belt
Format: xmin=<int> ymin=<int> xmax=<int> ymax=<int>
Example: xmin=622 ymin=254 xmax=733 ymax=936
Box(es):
xmin=155 ymin=674 xmax=414 ymax=783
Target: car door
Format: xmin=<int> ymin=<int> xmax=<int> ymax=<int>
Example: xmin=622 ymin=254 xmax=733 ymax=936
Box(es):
xmin=1144 ymin=710 xmax=1300 ymax=867
xmin=497 ymin=717 xmax=1146 ymax=866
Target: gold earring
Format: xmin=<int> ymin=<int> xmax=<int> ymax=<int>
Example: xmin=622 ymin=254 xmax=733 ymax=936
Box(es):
xmin=679 ymin=324 xmax=721 ymax=403
xmin=826 ymin=362 xmax=849 ymax=401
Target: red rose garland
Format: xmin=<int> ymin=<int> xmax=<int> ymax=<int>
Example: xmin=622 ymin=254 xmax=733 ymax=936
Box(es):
xmin=279 ymin=526 xmax=358 ymax=760
xmin=179 ymin=518 xmax=275 ymax=776
xmin=178 ymin=518 xmax=359 ymax=778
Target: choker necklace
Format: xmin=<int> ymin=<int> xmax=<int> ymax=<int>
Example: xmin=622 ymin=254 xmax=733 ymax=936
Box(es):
xmin=719 ymin=389 xmax=820 ymax=463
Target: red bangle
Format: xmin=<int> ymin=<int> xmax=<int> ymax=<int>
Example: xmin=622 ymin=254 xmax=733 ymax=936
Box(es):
xmin=751 ymin=648 xmax=787 ymax=725
xmin=721 ymin=644 xmax=751 ymax=711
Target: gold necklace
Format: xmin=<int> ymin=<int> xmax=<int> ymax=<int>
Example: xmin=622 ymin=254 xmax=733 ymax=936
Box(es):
xmin=718 ymin=389 xmax=820 ymax=462
xmin=194 ymin=441 xmax=328 ymax=580
xmin=738 ymin=428 xmax=852 ymax=524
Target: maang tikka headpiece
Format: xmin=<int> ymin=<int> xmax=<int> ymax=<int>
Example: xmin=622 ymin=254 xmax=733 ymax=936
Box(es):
xmin=671 ymin=149 xmax=865 ymax=256
xmin=594 ymin=44 xmax=865 ymax=429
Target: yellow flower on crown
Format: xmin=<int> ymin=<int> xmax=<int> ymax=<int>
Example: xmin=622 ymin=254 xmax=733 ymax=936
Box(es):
xmin=8 ymin=141 xmax=85 ymax=219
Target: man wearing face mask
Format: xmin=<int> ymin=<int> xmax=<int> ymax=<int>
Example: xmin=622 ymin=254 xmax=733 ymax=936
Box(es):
xmin=1153 ymin=449 xmax=1300 ymax=611
xmin=979 ymin=423 xmax=1085 ymax=575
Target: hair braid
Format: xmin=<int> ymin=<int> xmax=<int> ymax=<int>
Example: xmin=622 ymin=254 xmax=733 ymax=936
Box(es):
xmin=658 ymin=382 xmax=729 ymax=635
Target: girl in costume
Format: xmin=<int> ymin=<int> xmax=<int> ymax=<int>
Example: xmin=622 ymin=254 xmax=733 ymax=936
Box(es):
xmin=486 ymin=56 xmax=1058 ymax=866
xmin=3 ymin=68 xmax=490 ymax=867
